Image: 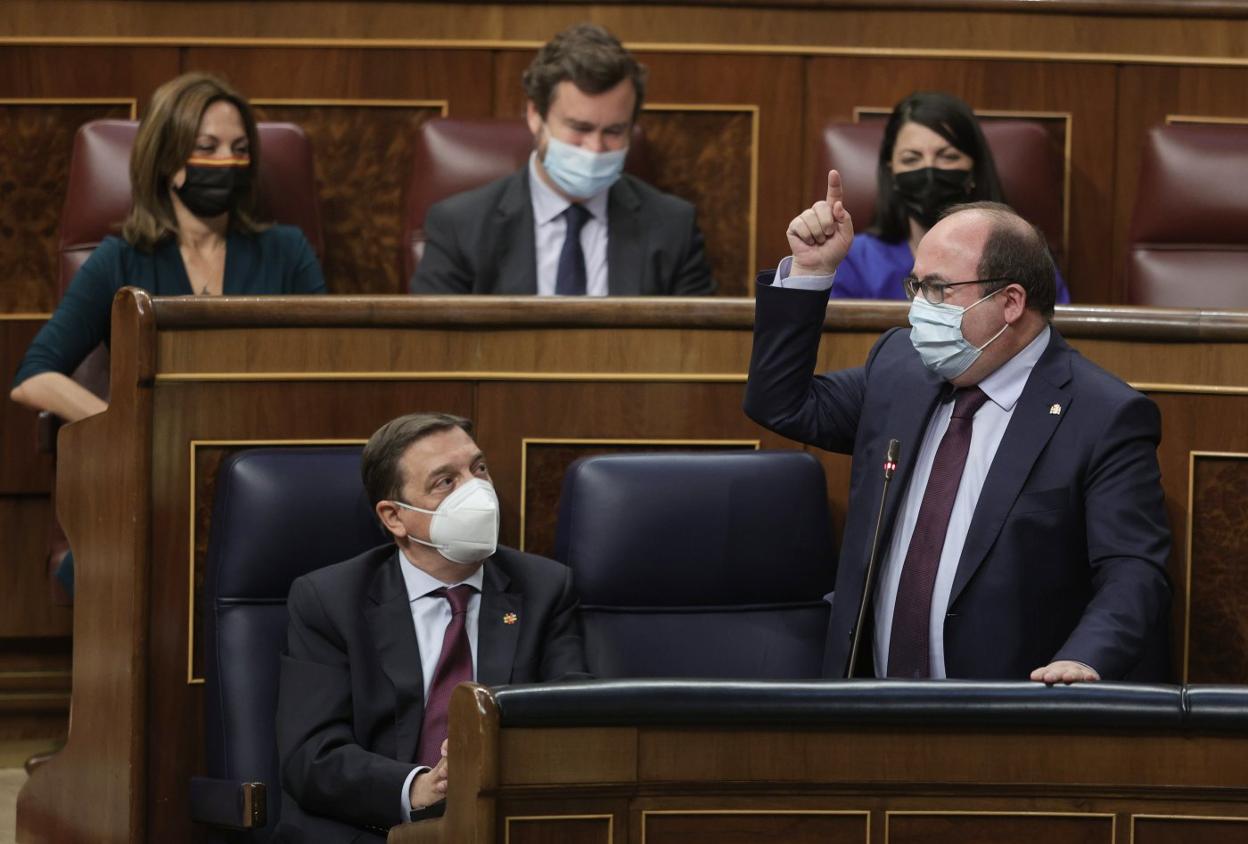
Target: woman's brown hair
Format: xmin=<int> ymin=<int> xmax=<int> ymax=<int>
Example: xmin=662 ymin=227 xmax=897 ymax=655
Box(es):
xmin=122 ymin=72 xmax=265 ymax=250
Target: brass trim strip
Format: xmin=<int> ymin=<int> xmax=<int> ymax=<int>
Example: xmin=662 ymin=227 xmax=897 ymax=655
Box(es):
xmin=505 ymin=814 xmax=614 ymax=844
xmin=0 ymin=313 xmax=53 ymax=321
xmin=156 ymin=371 xmax=751 ymax=383
xmin=645 ymin=103 xmax=760 ymax=294
xmin=1166 ymin=114 xmax=1248 ymax=126
xmin=0 ymin=670 xmax=72 ymax=680
xmin=0 ymin=97 xmax=137 ymax=119
xmin=518 ymin=437 xmax=760 ymax=552
xmin=186 ymin=437 xmax=369 ymax=685
xmin=252 ymin=97 xmax=449 ymax=116
xmin=1130 ymin=383 xmax=1248 ymax=395
xmin=641 ymin=809 xmax=870 ymax=844
xmin=1182 ymin=450 xmax=1248 ymax=684
xmin=11 ymin=36 xmax=1248 ymax=68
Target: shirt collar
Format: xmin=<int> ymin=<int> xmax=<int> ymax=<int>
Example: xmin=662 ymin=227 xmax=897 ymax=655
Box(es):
xmin=398 ymin=547 xmax=485 ymax=602
xmin=528 ymin=152 xmax=610 ymax=225
xmin=976 ymin=325 xmax=1050 ymax=413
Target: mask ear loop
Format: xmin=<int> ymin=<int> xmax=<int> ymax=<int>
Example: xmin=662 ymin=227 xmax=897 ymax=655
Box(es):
xmin=966 ymin=286 xmax=1010 ymax=352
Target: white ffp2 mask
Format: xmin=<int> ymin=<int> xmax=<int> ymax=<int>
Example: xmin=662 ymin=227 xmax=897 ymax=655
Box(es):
xmin=393 ymin=478 xmax=499 ymax=565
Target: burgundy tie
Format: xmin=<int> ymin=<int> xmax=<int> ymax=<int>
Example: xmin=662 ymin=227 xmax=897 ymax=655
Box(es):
xmin=887 ymin=386 xmax=990 ymax=679
xmin=416 ymin=584 xmax=475 ymax=768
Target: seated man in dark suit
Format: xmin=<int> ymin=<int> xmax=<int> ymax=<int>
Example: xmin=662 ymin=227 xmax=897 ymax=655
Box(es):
xmin=745 ymin=172 xmax=1171 ymax=683
xmin=275 ymin=412 xmax=589 ymax=842
xmin=410 ymin=23 xmax=716 ymax=296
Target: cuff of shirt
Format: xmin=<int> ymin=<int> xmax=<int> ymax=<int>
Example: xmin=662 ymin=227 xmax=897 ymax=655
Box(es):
xmin=773 ymin=256 xmax=835 ymax=292
xmin=401 ymin=766 xmax=430 ymax=821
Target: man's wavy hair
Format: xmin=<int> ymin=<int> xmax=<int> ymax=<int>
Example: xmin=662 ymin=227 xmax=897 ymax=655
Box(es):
xmin=522 ymin=23 xmax=648 ymax=121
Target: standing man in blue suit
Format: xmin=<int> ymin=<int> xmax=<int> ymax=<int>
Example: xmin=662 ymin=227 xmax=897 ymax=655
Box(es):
xmin=745 ymin=171 xmax=1171 ymax=682
xmin=410 ymin=23 xmax=715 ymax=297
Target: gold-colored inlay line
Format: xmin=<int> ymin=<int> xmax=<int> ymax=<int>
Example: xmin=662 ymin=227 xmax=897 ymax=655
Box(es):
xmin=505 ymin=814 xmax=614 ymax=844
xmin=156 ymin=371 xmax=751 ymax=383
xmin=642 ymin=809 xmax=869 ymax=844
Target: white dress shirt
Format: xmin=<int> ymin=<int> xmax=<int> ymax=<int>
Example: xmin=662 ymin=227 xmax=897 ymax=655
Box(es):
xmin=528 ymin=153 xmax=611 ymax=296
xmin=396 ymin=551 xmax=484 ymax=818
xmin=773 ymin=259 xmax=1054 ymax=676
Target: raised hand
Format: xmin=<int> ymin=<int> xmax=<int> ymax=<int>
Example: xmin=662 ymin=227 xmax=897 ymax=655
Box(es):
xmin=786 ymin=169 xmax=854 ymax=277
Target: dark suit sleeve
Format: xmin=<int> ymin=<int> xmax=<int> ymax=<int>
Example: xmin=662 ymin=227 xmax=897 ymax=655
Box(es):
xmin=410 ymin=201 xmax=473 ymax=294
xmin=1053 ymin=393 xmax=1172 ymax=679
xmin=669 ymin=209 xmax=716 ymax=296
xmin=743 ymin=280 xmax=873 ymax=454
xmin=277 ymin=576 xmax=414 ymax=830
xmin=539 ymin=565 xmax=592 ymax=681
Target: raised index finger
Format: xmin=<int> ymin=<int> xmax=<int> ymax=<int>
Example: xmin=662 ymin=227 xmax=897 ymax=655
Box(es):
xmin=826 ymin=169 xmax=844 ymax=207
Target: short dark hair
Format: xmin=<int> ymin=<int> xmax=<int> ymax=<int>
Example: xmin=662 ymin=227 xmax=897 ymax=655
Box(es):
xmin=361 ymin=413 xmax=474 ymax=507
xmin=946 ymin=201 xmax=1058 ymax=319
xmin=869 ymin=90 xmax=1005 ymax=243
xmin=522 ymin=23 xmax=648 ymax=121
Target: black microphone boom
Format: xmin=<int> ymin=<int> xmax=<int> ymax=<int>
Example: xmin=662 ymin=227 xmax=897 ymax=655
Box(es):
xmin=845 ymin=438 xmax=900 ymax=679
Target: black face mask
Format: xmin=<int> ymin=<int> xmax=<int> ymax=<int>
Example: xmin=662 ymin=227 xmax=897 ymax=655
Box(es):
xmin=174 ymin=157 xmax=251 ymax=218
xmin=893 ymin=167 xmax=974 ymax=229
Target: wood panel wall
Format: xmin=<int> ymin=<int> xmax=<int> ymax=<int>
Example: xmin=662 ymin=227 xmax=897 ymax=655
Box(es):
xmin=6 ymin=0 xmax=1248 ymax=744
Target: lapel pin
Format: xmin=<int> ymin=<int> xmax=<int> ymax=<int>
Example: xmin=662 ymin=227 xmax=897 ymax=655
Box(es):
xmin=1049 ymin=403 xmax=1062 ymax=416
xmin=502 ymin=612 xmax=518 ymax=625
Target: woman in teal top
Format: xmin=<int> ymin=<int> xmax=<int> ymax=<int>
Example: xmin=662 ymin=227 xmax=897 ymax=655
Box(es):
xmin=11 ymin=71 xmax=325 ymax=421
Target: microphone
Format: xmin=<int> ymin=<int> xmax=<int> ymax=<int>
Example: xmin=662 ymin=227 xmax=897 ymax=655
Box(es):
xmin=845 ymin=438 xmax=900 ymax=679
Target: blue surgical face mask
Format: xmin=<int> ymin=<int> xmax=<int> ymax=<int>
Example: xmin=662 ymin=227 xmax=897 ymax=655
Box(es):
xmin=908 ymin=287 xmax=1008 ymax=380
xmin=540 ymin=133 xmax=627 ymax=199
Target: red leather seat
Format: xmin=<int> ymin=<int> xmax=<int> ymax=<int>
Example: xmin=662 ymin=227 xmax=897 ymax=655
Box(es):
xmin=59 ymin=119 xmax=324 ymax=294
xmin=400 ymin=117 xmax=650 ymax=282
xmin=1127 ymin=123 xmax=1248 ymax=307
xmin=813 ymin=120 xmax=1065 ymax=263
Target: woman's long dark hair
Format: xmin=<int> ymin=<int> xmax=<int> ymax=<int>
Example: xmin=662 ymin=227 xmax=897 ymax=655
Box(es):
xmin=869 ymin=91 xmax=1005 ymax=243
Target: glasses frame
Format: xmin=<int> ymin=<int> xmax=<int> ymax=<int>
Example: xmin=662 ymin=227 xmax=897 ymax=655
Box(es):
xmin=903 ymin=275 xmax=1012 ymax=305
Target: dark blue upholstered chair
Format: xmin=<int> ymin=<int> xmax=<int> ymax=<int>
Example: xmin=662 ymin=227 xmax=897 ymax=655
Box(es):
xmin=553 ymin=451 xmax=836 ymax=680
xmin=191 ymin=446 xmax=386 ymax=841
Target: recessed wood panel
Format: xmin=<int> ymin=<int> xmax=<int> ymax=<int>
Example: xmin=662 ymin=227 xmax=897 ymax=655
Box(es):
xmin=645 ymin=811 xmax=867 ymax=844
xmin=506 ymin=816 xmax=610 ymax=844
xmin=805 ymin=57 xmax=1117 ymax=304
xmin=0 ymin=497 xmax=72 ymax=639
xmin=1186 ymin=453 xmax=1248 ymax=684
xmin=1 ymin=320 xmax=54 ymax=492
xmin=1133 ymin=815 xmax=1248 ymax=844
xmin=887 ymin=812 xmax=1112 ymax=844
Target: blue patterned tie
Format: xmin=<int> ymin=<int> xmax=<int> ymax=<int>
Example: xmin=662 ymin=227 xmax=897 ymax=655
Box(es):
xmin=555 ymin=203 xmax=591 ymax=296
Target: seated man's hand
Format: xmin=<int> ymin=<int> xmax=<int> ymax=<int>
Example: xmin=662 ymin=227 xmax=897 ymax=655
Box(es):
xmin=1030 ymin=660 xmax=1100 ymax=685
xmin=409 ymin=740 xmax=449 ymax=810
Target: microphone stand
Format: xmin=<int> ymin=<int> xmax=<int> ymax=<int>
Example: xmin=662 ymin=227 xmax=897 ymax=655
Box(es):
xmin=846 ymin=438 xmax=900 ymax=679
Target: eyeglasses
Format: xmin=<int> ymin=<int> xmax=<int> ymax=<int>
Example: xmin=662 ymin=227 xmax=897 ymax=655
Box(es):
xmin=903 ymin=275 xmax=1011 ymax=305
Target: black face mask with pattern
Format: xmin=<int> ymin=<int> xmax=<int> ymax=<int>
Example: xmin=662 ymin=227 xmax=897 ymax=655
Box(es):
xmin=174 ymin=157 xmax=250 ymax=218
xmin=893 ymin=167 xmax=974 ymax=229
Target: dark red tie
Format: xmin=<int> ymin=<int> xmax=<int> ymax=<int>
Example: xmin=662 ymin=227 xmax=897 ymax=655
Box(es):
xmin=887 ymin=386 xmax=990 ymax=679
xmin=416 ymin=584 xmax=475 ymax=767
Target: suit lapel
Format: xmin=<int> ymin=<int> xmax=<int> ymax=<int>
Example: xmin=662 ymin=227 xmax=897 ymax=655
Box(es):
xmin=877 ymin=357 xmax=946 ymax=554
xmin=606 ymin=177 xmax=643 ymax=296
xmin=476 ymin=561 xmax=522 ymax=686
xmin=495 ymin=170 xmax=539 ymax=294
xmin=365 ymin=552 xmax=424 ymax=764
xmin=949 ymin=331 xmax=1074 ymax=605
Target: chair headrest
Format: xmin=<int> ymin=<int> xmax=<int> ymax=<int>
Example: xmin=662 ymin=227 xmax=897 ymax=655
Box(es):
xmin=554 ymin=451 xmax=835 ymax=607
xmin=205 ymin=447 xmax=386 ymax=600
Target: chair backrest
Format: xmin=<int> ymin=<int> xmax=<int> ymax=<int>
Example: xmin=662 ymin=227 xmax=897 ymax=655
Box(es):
xmin=58 ymin=119 xmax=325 ymax=295
xmin=201 ymin=447 xmax=385 ymax=841
xmin=814 ymin=119 xmax=1065 ymax=262
xmin=553 ymin=451 xmax=836 ymax=680
xmin=400 ymin=117 xmax=651 ymax=282
xmin=1127 ymin=123 xmax=1248 ymax=307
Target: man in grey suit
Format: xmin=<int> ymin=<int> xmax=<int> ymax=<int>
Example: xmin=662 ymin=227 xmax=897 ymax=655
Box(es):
xmin=410 ymin=23 xmax=716 ymax=297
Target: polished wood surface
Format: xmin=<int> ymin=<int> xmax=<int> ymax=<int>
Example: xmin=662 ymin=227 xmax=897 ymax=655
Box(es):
xmin=12 ymin=294 xmax=1248 ymax=843
xmin=386 ymin=683 xmax=1248 ymax=844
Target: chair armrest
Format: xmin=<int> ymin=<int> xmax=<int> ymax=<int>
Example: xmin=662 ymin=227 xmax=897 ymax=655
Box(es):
xmin=35 ymin=411 xmax=61 ymax=454
xmin=189 ymin=776 xmax=266 ymax=830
